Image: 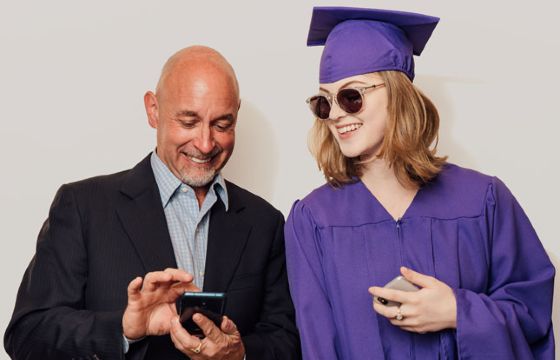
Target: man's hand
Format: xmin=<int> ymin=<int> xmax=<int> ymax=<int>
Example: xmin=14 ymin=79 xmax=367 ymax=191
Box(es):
xmin=170 ymin=313 xmax=245 ymax=360
xmin=122 ymin=268 xmax=200 ymax=340
xmin=368 ymin=266 xmax=457 ymax=333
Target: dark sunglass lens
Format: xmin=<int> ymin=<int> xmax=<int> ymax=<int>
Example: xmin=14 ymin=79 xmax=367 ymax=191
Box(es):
xmin=309 ymin=96 xmax=331 ymax=119
xmin=337 ymin=89 xmax=363 ymax=114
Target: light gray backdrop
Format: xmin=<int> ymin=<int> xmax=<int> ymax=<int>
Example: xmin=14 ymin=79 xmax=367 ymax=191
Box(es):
xmin=1 ymin=0 xmax=558 ymax=358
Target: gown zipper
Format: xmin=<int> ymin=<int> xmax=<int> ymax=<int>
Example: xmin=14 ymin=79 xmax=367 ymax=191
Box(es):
xmin=396 ymin=217 xmax=415 ymax=358
xmin=396 ymin=218 xmax=404 ymax=265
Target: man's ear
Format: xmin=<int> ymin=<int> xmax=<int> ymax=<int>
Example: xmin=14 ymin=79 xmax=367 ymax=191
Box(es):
xmin=144 ymin=91 xmax=159 ymax=129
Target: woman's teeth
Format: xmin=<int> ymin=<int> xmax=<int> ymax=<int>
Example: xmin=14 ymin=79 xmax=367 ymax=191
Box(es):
xmin=338 ymin=123 xmax=362 ymax=134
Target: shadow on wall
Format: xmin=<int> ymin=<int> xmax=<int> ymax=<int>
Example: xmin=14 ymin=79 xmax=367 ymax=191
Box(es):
xmin=414 ymin=74 xmax=475 ymax=168
xmin=222 ymin=100 xmax=278 ymax=202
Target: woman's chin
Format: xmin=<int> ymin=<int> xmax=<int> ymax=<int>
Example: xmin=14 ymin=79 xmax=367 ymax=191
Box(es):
xmin=339 ymin=147 xmax=362 ymax=159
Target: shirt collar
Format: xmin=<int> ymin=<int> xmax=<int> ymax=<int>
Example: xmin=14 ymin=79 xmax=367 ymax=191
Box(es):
xmin=150 ymin=151 xmax=229 ymax=211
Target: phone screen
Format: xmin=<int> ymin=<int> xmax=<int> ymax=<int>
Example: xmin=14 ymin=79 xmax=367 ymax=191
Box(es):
xmin=176 ymin=292 xmax=226 ymax=337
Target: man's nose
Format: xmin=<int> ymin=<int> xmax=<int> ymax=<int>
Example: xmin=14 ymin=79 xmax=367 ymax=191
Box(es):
xmin=193 ymin=125 xmax=215 ymax=154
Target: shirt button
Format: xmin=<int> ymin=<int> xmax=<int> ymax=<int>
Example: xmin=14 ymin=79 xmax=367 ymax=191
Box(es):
xmin=181 ymin=186 xmax=188 ymax=193
xmin=199 ymin=271 xmax=205 ymax=276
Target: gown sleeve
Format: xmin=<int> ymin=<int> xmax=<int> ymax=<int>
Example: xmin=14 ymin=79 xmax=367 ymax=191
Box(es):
xmin=285 ymin=200 xmax=340 ymax=360
xmin=454 ymin=177 xmax=555 ymax=359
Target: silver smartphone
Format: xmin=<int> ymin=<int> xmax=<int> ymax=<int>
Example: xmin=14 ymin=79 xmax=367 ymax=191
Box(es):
xmin=374 ymin=275 xmax=419 ymax=307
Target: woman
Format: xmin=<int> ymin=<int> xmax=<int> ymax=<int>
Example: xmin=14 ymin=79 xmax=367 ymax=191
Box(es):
xmin=285 ymin=7 xmax=555 ymax=359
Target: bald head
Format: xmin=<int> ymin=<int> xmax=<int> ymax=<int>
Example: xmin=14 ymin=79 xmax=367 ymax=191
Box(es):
xmin=155 ymin=46 xmax=239 ymax=102
xmin=144 ymin=46 xmax=241 ymax=196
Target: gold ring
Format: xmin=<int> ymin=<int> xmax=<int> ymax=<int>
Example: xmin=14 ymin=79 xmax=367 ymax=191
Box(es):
xmin=191 ymin=341 xmax=202 ymax=354
xmin=395 ymin=307 xmax=404 ymax=321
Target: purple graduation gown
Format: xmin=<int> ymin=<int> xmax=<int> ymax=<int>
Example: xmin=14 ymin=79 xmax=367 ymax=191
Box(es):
xmin=285 ymin=164 xmax=555 ymax=359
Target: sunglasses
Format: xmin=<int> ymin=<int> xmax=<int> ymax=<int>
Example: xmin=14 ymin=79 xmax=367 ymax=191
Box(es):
xmin=306 ymin=83 xmax=385 ymax=120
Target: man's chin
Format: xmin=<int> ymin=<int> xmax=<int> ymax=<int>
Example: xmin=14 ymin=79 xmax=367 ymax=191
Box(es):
xmin=180 ymin=171 xmax=218 ymax=188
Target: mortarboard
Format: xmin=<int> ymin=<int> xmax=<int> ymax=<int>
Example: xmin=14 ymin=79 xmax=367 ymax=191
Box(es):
xmin=307 ymin=7 xmax=439 ymax=82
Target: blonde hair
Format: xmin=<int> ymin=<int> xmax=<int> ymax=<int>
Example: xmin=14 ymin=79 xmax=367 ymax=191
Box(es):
xmin=309 ymin=71 xmax=447 ymax=188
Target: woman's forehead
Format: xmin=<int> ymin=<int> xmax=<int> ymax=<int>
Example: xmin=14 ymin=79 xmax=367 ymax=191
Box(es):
xmin=319 ymin=72 xmax=383 ymax=91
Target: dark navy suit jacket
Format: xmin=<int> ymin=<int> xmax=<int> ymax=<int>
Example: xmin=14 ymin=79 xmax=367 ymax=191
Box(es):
xmin=4 ymin=154 xmax=300 ymax=359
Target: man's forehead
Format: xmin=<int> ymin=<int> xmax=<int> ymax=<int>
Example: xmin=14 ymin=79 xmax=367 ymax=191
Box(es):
xmin=158 ymin=79 xmax=234 ymax=107
xmin=164 ymin=81 xmax=239 ymax=117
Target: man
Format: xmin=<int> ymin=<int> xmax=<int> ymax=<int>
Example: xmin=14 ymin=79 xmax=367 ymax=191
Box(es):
xmin=4 ymin=46 xmax=300 ymax=359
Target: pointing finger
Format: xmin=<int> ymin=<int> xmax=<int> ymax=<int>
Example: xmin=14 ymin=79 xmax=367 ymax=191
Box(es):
xmin=163 ymin=268 xmax=195 ymax=284
xmin=142 ymin=271 xmax=173 ymax=292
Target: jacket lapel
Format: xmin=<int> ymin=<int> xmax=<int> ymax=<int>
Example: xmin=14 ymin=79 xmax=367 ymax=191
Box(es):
xmin=203 ymin=183 xmax=252 ymax=292
xmin=116 ymin=154 xmax=177 ymax=272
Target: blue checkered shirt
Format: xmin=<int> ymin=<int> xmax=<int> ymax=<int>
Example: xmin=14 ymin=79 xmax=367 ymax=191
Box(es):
xmin=150 ymin=151 xmax=228 ymax=288
xmin=123 ymin=153 xmax=232 ymax=354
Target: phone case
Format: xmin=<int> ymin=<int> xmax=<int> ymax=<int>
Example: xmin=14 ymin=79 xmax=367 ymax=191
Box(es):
xmin=375 ymin=276 xmax=419 ymax=307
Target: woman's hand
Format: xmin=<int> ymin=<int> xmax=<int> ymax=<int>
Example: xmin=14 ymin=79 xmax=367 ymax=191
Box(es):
xmin=368 ymin=267 xmax=457 ymax=333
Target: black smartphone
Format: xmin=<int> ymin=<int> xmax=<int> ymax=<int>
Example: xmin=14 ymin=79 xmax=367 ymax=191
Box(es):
xmin=176 ymin=292 xmax=226 ymax=338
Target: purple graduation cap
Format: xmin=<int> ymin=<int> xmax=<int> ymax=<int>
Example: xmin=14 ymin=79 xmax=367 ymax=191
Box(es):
xmin=307 ymin=7 xmax=439 ymax=83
